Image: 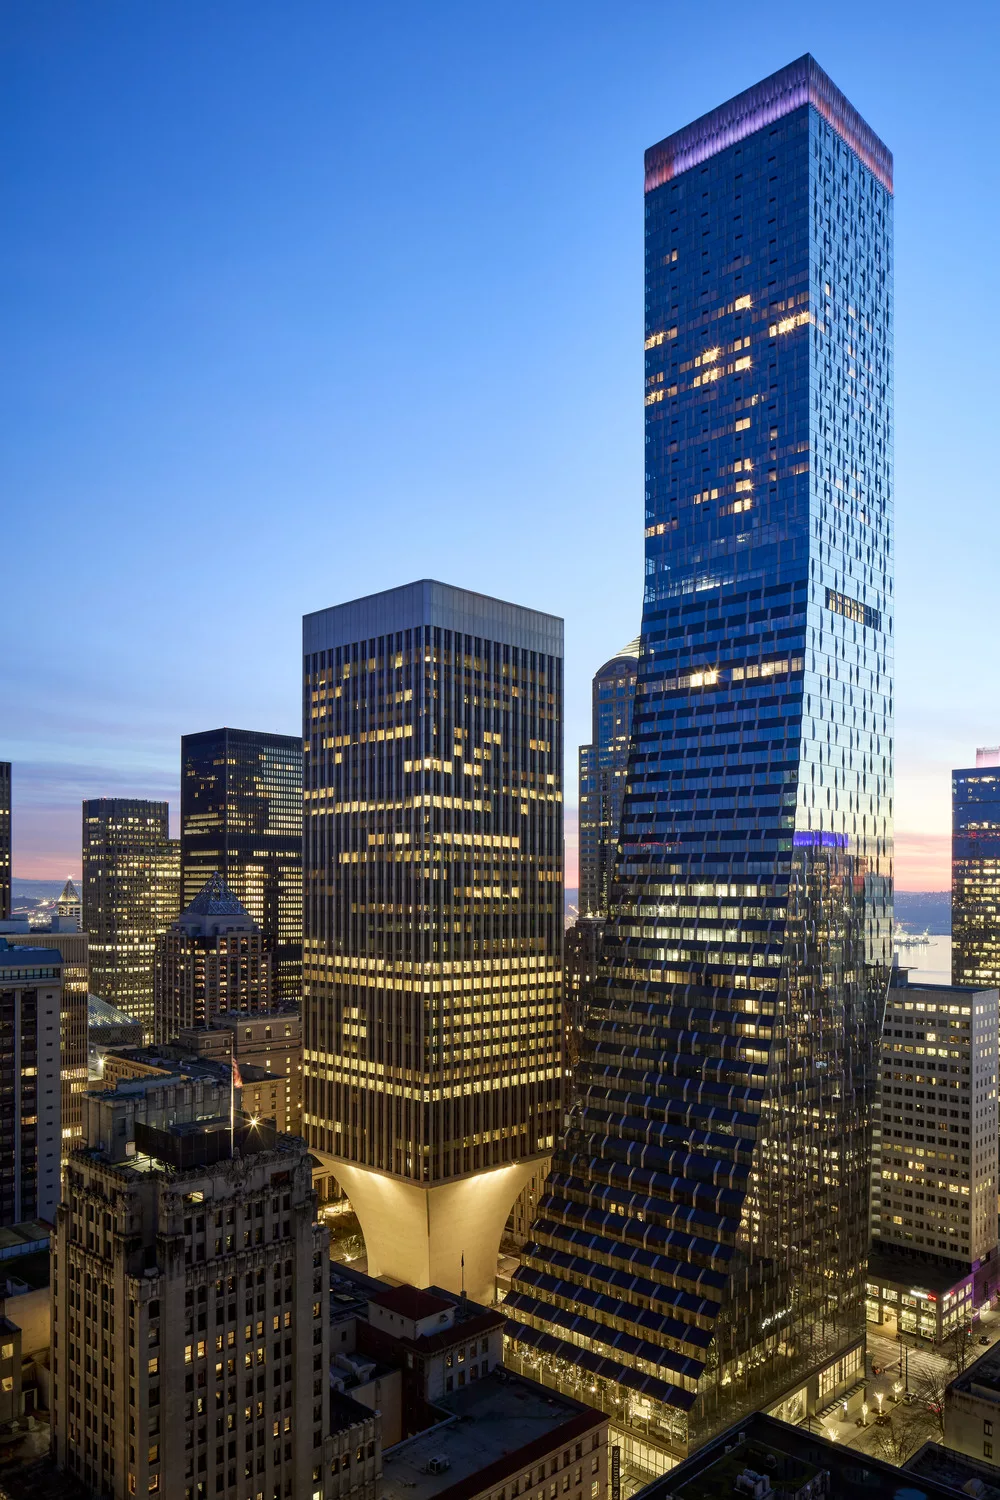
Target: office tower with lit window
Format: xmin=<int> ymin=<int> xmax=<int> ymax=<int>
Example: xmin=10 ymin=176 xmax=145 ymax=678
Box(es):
xmin=52 ymin=1075 xmax=343 ymax=1500
xmin=181 ymin=728 xmax=303 ymax=1003
xmin=953 ymin=750 xmax=1000 ymax=989
xmin=153 ymin=872 xmax=274 ymax=1044
xmin=303 ymin=580 xmax=564 ymax=1303
xmin=504 ymin=56 xmax=893 ymax=1478
xmin=0 ymin=762 xmax=10 ymax=921
xmin=578 ymin=638 xmax=640 ymax=920
xmin=0 ymin=939 xmax=62 ymax=1225
xmin=867 ymin=970 xmax=998 ymax=1344
xmin=82 ymin=799 xmax=179 ymax=1037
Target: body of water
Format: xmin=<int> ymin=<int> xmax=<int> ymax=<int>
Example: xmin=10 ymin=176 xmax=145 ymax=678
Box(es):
xmin=895 ymin=933 xmax=952 ymax=986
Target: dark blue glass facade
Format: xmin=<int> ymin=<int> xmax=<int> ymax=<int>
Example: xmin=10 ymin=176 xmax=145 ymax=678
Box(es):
xmin=505 ymin=57 xmax=893 ymax=1477
xmin=952 ymin=762 xmax=1000 ymax=988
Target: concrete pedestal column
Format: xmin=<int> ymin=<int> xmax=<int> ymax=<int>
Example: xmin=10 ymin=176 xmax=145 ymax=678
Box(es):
xmin=324 ymin=1156 xmax=546 ymax=1304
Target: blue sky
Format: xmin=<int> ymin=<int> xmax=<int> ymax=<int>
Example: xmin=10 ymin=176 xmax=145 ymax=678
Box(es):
xmin=2 ymin=1 xmax=997 ymax=887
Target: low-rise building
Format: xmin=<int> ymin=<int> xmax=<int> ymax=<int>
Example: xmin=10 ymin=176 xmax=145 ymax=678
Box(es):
xmin=905 ymin=1440 xmax=1000 ymax=1498
xmin=323 ymin=1269 xmax=608 ymax=1500
xmin=99 ymin=1044 xmax=297 ymax=1135
xmin=942 ymin=1343 xmax=1000 ymax=1465
xmin=381 ymin=1373 xmax=608 ymax=1500
xmin=633 ymin=1413 xmax=962 ymax=1500
xmin=175 ymin=1011 xmax=303 ymax=1136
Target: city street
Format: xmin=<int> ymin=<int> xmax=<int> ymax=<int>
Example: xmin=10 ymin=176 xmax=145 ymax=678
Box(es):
xmin=809 ymin=1311 xmax=1000 ymax=1464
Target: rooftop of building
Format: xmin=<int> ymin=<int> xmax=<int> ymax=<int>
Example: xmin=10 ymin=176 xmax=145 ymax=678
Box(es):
xmin=381 ymin=1370 xmax=603 ymax=1500
xmin=947 ymin=1341 xmax=1000 ymax=1398
xmin=905 ymin=1440 xmax=1000 ymax=1498
xmin=0 ymin=1457 xmax=91 ymax=1500
xmin=595 ymin=637 xmax=641 ymax=676
xmin=644 ymin=54 xmax=892 ymax=197
xmin=0 ymin=939 xmax=62 ymax=968
xmin=329 ymin=1270 xmax=507 ymax=1363
xmin=181 ymin=725 xmax=302 ymax=749
xmin=371 ymin=1286 xmax=454 ymax=1321
xmin=174 ymin=873 xmax=256 ymax=934
xmin=77 ymin=1122 xmax=305 ymax=1182
xmin=0 ymin=1224 xmax=50 ymax=1264
xmin=633 ymin=1414 xmax=960 ymax=1500
xmin=329 ymin=1388 xmax=378 ymax=1436
xmin=102 ymin=1045 xmax=282 ymax=1087
xmin=889 ymin=968 xmax=989 ymax=998
xmin=868 ymin=1244 xmax=972 ymax=1295
xmin=183 ymin=1008 xmax=300 ymax=1030
xmin=304 ymin=579 xmax=563 ymax=658
xmin=87 ymin=994 xmax=142 ymax=1027
xmin=1 ymin=1251 xmax=51 ymax=1296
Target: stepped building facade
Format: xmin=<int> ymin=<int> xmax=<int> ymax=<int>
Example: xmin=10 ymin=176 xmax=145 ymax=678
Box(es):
xmin=504 ymin=56 xmax=894 ymax=1480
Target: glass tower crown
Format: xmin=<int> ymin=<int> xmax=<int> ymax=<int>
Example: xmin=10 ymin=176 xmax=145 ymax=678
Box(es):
xmin=505 ymin=54 xmax=893 ymax=1476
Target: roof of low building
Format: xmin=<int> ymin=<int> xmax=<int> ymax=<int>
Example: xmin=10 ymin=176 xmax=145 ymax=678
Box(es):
xmin=905 ymin=1440 xmax=1000 ymax=1498
xmin=381 ymin=1370 xmax=604 ymax=1500
xmin=867 ymin=1243 xmax=972 ymax=1295
xmin=371 ymin=1285 xmax=454 ymax=1321
xmin=633 ymin=1413 xmax=962 ymax=1500
xmin=329 ymin=1388 xmax=379 ymax=1435
xmin=947 ymin=1341 xmax=1000 ymax=1397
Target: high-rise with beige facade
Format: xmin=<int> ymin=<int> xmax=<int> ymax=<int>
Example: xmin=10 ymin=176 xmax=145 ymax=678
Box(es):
xmin=52 ymin=1074 xmax=347 ymax=1500
xmin=867 ymin=972 xmax=999 ymax=1342
xmin=302 ymin=581 xmax=564 ymax=1302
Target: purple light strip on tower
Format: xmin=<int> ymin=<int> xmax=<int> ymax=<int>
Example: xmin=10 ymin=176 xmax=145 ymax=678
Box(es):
xmin=645 ymin=54 xmax=893 ymax=196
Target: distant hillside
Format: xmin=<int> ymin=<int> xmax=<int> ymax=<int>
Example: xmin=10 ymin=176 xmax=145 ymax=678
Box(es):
xmin=896 ymin=890 xmax=950 ymax=935
xmin=12 ymin=877 xmax=67 ymax=900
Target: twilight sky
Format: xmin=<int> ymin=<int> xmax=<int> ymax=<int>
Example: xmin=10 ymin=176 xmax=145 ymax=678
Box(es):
xmin=2 ymin=1 xmax=998 ymax=890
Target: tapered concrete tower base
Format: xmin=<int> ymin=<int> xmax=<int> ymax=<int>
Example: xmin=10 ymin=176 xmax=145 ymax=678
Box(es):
xmin=325 ymin=1155 xmax=546 ymax=1305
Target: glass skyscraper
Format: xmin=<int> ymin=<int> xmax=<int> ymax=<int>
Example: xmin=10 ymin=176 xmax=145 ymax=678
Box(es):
xmin=504 ymin=56 xmax=893 ymax=1478
xmin=180 ymin=727 xmax=303 ymax=1002
xmin=952 ymin=750 xmax=1000 ymax=988
xmin=578 ymin=638 xmax=640 ymax=920
xmin=302 ymin=580 xmax=564 ymax=1304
